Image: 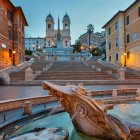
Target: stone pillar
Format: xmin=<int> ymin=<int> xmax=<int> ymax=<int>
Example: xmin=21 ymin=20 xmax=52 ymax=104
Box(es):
xmin=24 ymin=101 xmax=32 ymax=116
xmin=112 ymin=89 xmax=117 ymax=98
xmin=25 ymin=66 xmax=33 ymax=81
xmin=91 ymin=65 xmax=95 ymax=69
xmin=118 ymin=67 xmax=125 ymax=80
xmin=80 ymin=57 xmax=83 ymax=61
xmin=2 ymin=73 xmax=10 ymax=86
xmin=97 ymin=68 xmax=101 ymax=72
xmin=77 ymin=83 xmax=86 ymax=95
xmin=86 ymin=91 xmax=92 ymax=97
xmin=107 ymin=70 xmax=112 ymax=75
xmin=43 ymin=67 xmax=46 ymax=72
xmin=136 ymin=89 xmax=140 ymax=97
xmin=66 ymin=82 xmax=71 ymax=86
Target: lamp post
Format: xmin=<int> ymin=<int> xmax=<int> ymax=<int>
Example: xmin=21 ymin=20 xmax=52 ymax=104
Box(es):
xmin=13 ymin=50 xmax=16 ymax=66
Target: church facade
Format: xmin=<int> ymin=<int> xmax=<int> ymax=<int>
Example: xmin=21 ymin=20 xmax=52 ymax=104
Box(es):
xmin=46 ymin=13 xmax=71 ymax=48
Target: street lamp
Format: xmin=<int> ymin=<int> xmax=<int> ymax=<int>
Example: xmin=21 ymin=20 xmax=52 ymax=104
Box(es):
xmin=13 ymin=50 xmax=16 ymax=66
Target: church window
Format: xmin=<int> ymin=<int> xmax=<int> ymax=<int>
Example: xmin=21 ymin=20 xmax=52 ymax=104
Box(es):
xmin=49 ymin=40 xmax=50 ymax=46
xmin=48 ymin=24 xmax=51 ymax=29
xmin=66 ymin=40 xmax=68 ymax=46
xmin=65 ymin=24 xmax=68 ymax=29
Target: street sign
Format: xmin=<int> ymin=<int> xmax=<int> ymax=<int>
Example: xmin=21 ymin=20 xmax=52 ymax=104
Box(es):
xmin=1 ymin=43 xmax=6 ymax=49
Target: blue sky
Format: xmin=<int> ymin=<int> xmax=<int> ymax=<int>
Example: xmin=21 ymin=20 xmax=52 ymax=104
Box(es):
xmin=11 ymin=0 xmax=135 ymax=44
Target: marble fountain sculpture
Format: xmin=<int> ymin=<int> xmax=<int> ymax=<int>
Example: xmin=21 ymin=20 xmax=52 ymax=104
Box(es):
xmin=42 ymin=81 xmax=140 ymax=140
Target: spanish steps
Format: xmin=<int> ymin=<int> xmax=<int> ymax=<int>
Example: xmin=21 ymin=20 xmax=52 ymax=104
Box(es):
xmin=35 ymin=61 xmax=115 ymax=80
xmin=9 ymin=60 xmax=51 ymax=83
xmin=9 ymin=59 xmax=140 ymax=83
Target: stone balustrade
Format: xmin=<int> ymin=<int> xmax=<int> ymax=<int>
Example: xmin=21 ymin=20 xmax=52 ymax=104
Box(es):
xmin=0 ymin=66 xmax=14 ymax=76
xmin=0 ymin=96 xmax=57 ymax=112
xmin=107 ymin=70 xmax=112 ymax=75
xmin=89 ymin=88 xmax=138 ymax=99
xmin=0 ymin=59 xmax=35 ymax=77
xmin=118 ymin=67 xmax=125 ymax=80
xmin=96 ymin=68 xmax=101 ymax=72
xmin=43 ymin=62 xmax=54 ymax=72
xmin=91 ymin=65 xmax=95 ymax=69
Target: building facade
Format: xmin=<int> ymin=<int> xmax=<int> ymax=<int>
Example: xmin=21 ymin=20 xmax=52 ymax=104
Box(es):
xmin=0 ymin=0 xmax=28 ymax=68
xmin=103 ymin=0 xmax=140 ymax=68
xmin=78 ymin=31 xmax=105 ymax=51
xmin=25 ymin=37 xmax=45 ymax=51
xmin=46 ymin=13 xmax=71 ymax=48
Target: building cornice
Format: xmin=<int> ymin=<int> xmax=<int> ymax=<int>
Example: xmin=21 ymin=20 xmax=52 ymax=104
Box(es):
xmin=102 ymin=0 xmax=139 ymax=28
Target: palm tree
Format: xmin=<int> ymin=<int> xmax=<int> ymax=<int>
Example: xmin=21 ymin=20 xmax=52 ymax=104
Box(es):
xmin=87 ymin=24 xmax=94 ymax=54
xmin=73 ymin=41 xmax=82 ymax=53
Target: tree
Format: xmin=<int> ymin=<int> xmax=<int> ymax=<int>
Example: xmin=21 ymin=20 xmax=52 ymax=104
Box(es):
xmin=25 ymin=50 xmax=33 ymax=55
xmin=87 ymin=24 xmax=94 ymax=53
xmin=91 ymin=47 xmax=102 ymax=56
xmin=73 ymin=41 xmax=82 ymax=53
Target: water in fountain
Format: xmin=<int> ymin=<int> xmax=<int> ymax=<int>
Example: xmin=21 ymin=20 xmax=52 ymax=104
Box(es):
xmin=65 ymin=112 xmax=78 ymax=131
xmin=46 ymin=104 xmax=62 ymax=117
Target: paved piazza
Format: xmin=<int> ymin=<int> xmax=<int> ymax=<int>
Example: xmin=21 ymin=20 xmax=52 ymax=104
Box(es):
xmin=0 ymin=85 xmax=140 ymax=101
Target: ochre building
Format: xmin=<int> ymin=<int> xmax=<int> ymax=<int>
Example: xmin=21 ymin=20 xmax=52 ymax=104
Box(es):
xmin=103 ymin=0 xmax=140 ymax=69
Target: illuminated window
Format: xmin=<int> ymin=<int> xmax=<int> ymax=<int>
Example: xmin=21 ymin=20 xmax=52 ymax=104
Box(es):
xmin=127 ymin=51 xmax=130 ymax=59
xmin=9 ymin=49 xmax=12 ymax=58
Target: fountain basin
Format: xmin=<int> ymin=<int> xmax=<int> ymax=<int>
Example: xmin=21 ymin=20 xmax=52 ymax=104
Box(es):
xmin=10 ymin=127 xmax=68 ymax=140
xmin=4 ymin=102 xmax=140 ymax=140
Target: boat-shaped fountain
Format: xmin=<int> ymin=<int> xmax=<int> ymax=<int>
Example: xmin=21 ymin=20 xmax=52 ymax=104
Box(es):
xmin=42 ymin=81 xmax=140 ymax=140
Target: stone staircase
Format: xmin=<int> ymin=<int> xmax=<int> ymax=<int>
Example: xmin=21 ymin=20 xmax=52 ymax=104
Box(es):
xmin=125 ymin=73 xmax=140 ymax=79
xmin=10 ymin=60 xmax=52 ymax=83
xmin=10 ymin=60 xmax=140 ymax=83
xmin=87 ymin=60 xmax=140 ymax=80
xmin=35 ymin=61 xmax=115 ymax=80
xmin=9 ymin=68 xmax=26 ymax=83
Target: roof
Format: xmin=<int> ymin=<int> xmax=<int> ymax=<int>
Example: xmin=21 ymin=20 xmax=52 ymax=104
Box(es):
xmin=102 ymin=11 xmax=124 ymax=28
xmin=9 ymin=0 xmax=28 ymax=26
xmin=15 ymin=7 xmax=28 ymax=26
xmin=25 ymin=37 xmax=45 ymax=39
xmin=46 ymin=13 xmax=54 ymax=19
xmin=63 ymin=13 xmax=70 ymax=19
xmin=102 ymin=0 xmax=139 ymax=28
